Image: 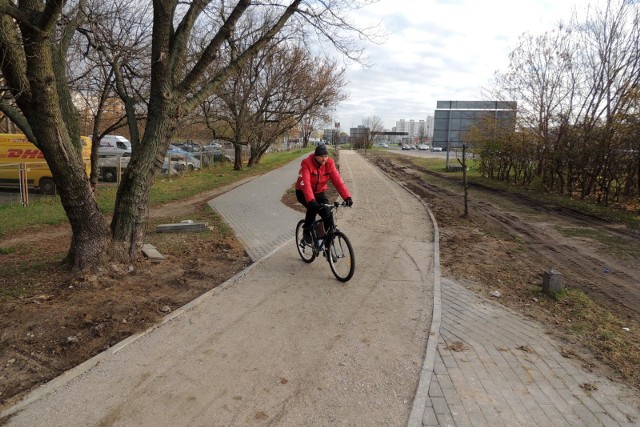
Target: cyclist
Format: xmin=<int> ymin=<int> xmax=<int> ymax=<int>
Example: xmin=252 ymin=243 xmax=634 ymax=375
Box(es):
xmin=295 ymin=144 xmax=353 ymax=244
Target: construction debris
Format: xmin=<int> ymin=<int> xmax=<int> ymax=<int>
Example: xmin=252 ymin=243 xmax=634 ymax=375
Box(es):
xmin=156 ymin=219 xmax=208 ymax=233
xmin=142 ymin=244 xmax=165 ymax=263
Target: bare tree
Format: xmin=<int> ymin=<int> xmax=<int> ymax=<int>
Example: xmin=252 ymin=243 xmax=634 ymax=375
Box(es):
xmin=246 ymin=49 xmax=346 ymax=166
xmin=69 ymin=1 xmax=153 ymax=189
xmin=0 ymin=0 xmax=377 ymax=269
xmin=486 ymin=0 xmax=640 ymax=207
xmin=299 ymin=112 xmax=329 ymax=148
xmin=489 ymin=23 xmax=576 ymax=190
xmin=355 ymin=115 xmax=384 ymax=151
xmin=201 ymin=40 xmax=346 ymax=169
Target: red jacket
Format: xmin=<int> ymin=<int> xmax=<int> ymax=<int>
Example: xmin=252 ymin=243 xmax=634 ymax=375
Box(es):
xmin=295 ymin=153 xmax=351 ymax=203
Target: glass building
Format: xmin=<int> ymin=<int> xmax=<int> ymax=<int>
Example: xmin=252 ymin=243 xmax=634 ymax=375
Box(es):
xmin=433 ymin=101 xmax=516 ymax=150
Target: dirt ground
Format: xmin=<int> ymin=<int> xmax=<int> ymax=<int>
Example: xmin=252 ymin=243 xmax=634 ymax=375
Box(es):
xmin=0 ymin=181 xmax=255 ymax=411
xmin=1 ymin=151 xmax=640 ymax=413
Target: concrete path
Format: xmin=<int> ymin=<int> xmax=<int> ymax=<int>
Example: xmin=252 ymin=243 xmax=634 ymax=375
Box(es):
xmin=212 ymin=150 xmax=640 ymax=427
xmin=1 ymin=150 xmax=434 ymax=426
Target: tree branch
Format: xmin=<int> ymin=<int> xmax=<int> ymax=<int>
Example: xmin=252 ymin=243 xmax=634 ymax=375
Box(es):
xmin=0 ymin=98 xmax=35 ymax=142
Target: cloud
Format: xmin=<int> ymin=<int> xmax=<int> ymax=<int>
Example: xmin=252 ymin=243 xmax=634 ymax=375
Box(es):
xmin=334 ymin=0 xmax=588 ymax=130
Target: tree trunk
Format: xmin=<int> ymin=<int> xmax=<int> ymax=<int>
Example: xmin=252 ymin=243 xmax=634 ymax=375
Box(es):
xmin=15 ymin=22 xmax=111 ymax=271
xmin=234 ymin=144 xmax=243 ymax=170
xmin=248 ymin=143 xmax=262 ymax=166
xmin=110 ymin=111 xmax=173 ymax=257
xmin=108 ymin=0 xmax=179 ymax=259
xmin=110 ymin=152 xmax=162 ymax=258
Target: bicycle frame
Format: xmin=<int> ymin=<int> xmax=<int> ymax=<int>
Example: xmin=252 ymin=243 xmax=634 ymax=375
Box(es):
xmin=309 ymin=203 xmax=342 ymax=255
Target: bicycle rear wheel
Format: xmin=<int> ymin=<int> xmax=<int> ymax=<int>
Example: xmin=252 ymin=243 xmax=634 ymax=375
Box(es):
xmin=295 ymin=220 xmax=316 ymax=263
xmin=327 ymin=230 xmax=355 ymax=282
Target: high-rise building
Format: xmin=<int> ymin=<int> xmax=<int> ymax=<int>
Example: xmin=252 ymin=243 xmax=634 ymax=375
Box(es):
xmin=394 ymin=117 xmax=433 ymax=143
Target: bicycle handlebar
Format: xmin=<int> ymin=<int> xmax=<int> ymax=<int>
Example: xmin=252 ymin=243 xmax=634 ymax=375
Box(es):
xmin=322 ymin=201 xmax=350 ymax=209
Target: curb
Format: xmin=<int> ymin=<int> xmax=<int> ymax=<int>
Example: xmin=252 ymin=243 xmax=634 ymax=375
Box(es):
xmin=407 ymin=198 xmax=441 ymax=427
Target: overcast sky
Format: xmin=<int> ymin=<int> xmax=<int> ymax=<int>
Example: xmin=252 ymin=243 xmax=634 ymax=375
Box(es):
xmin=333 ymin=0 xmax=596 ymax=130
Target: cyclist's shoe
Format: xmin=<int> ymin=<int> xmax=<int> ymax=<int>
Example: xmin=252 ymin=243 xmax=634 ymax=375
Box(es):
xmin=303 ymin=227 xmax=312 ymax=244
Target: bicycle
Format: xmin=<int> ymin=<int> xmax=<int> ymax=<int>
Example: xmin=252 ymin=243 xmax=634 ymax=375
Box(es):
xmin=295 ymin=201 xmax=355 ymax=282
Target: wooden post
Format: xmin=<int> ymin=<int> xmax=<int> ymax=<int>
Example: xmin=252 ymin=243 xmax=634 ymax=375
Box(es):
xmin=19 ymin=163 xmax=29 ymax=207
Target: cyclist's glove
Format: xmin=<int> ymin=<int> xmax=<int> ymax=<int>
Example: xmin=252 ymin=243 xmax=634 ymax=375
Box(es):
xmin=344 ymin=197 xmax=353 ymax=207
xmin=308 ymin=200 xmax=321 ymax=211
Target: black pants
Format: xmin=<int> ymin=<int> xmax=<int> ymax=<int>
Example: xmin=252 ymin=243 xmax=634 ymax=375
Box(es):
xmin=295 ymin=190 xmax=334 ymax=230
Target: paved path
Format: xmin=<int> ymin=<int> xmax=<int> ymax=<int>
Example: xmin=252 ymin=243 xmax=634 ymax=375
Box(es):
xmin=2 ymin=150 xmax=639 ymax=426
xmin=1 ymin=150 xmax=434 ymax=426
xmin=420 ymin=278 xmax=639 ymax=426
xmin=208 ymin=157 xmax=302 ymax=261
xmin=369 ymin=151 xmax=640 ymax=426
xmin=211 ymin=150 xmax=640 ymax=426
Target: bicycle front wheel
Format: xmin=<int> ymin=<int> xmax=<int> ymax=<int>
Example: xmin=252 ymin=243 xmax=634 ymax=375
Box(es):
xmin=295 ymin=220 xmax=316 ymax=263
xmin=327 ymin=231 xmax=355 ymax=282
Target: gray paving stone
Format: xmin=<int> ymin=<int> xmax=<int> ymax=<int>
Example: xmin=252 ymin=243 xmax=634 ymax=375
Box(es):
xmin=440 ymin=353 xmax=460 ymax=369
xmin=441 ymin=386 xmax=463 ymax=407
xmin=431 ymin=396 xmax=451 ymax=415
xmin=429 ymin=378 xmax=444 ymax=397
xmin=573 ymin=403 xmax=608 ymax=426
xmin=422 ymin=403 xmax=439 ymax=426
xmin=592 ymin=409 xmax=621 ymax=427
xmin=434 ymin=356 xmax=448 ymax=375
xmin=208 ymin=156 xmax=303 ymax=261
xmin=457 ymin=395 xmax=487 ymax=425
xmin=435 ymin=412 xmax=456 ymax=427
xmin=448 ymin=404 xmax=473 ymax=426
xmin=436 ymin=373 xmax=455 ymax=390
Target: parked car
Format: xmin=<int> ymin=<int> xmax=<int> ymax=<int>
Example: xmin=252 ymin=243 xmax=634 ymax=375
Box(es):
xmin=203 ymin=142 xmax=222 ymax=151
xmin=401 ymin=145 xmax=412 ymax=150
xmin=432 ymin=147 xmax=443 ymax=152
xmin=201 ymin=148 xmax=231 ymax=165
xmin=173 ymin=141 xmax=201 ymax=153
xmin=165 ymin=145 xmax=201 ymax=171
xmin=418 ymin=144 xmax=429 ymax=151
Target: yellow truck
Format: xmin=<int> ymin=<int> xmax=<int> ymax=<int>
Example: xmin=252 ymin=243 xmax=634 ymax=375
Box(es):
xmin=0 ymin=133 xmax=91 ymax=194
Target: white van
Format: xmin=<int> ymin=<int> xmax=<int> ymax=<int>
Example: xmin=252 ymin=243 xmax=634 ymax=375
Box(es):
xmin=98 ymin=135 xmax=132 ymax=157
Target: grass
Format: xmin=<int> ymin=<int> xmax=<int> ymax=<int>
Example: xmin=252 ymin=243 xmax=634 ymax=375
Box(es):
xmin=544 ymin=288 xmax=640 ymax=386
xmin=555 ymin=226 xmax=636 ymax=259
xmin=0 ymin=283 xmax=33 ymax=299
xmin=0 ymin=149 xmax=306 ymax=238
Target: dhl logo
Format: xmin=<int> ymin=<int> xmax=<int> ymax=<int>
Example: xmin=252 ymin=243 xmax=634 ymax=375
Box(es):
xmin=2 ymin=149 xmax=45 ymax=159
